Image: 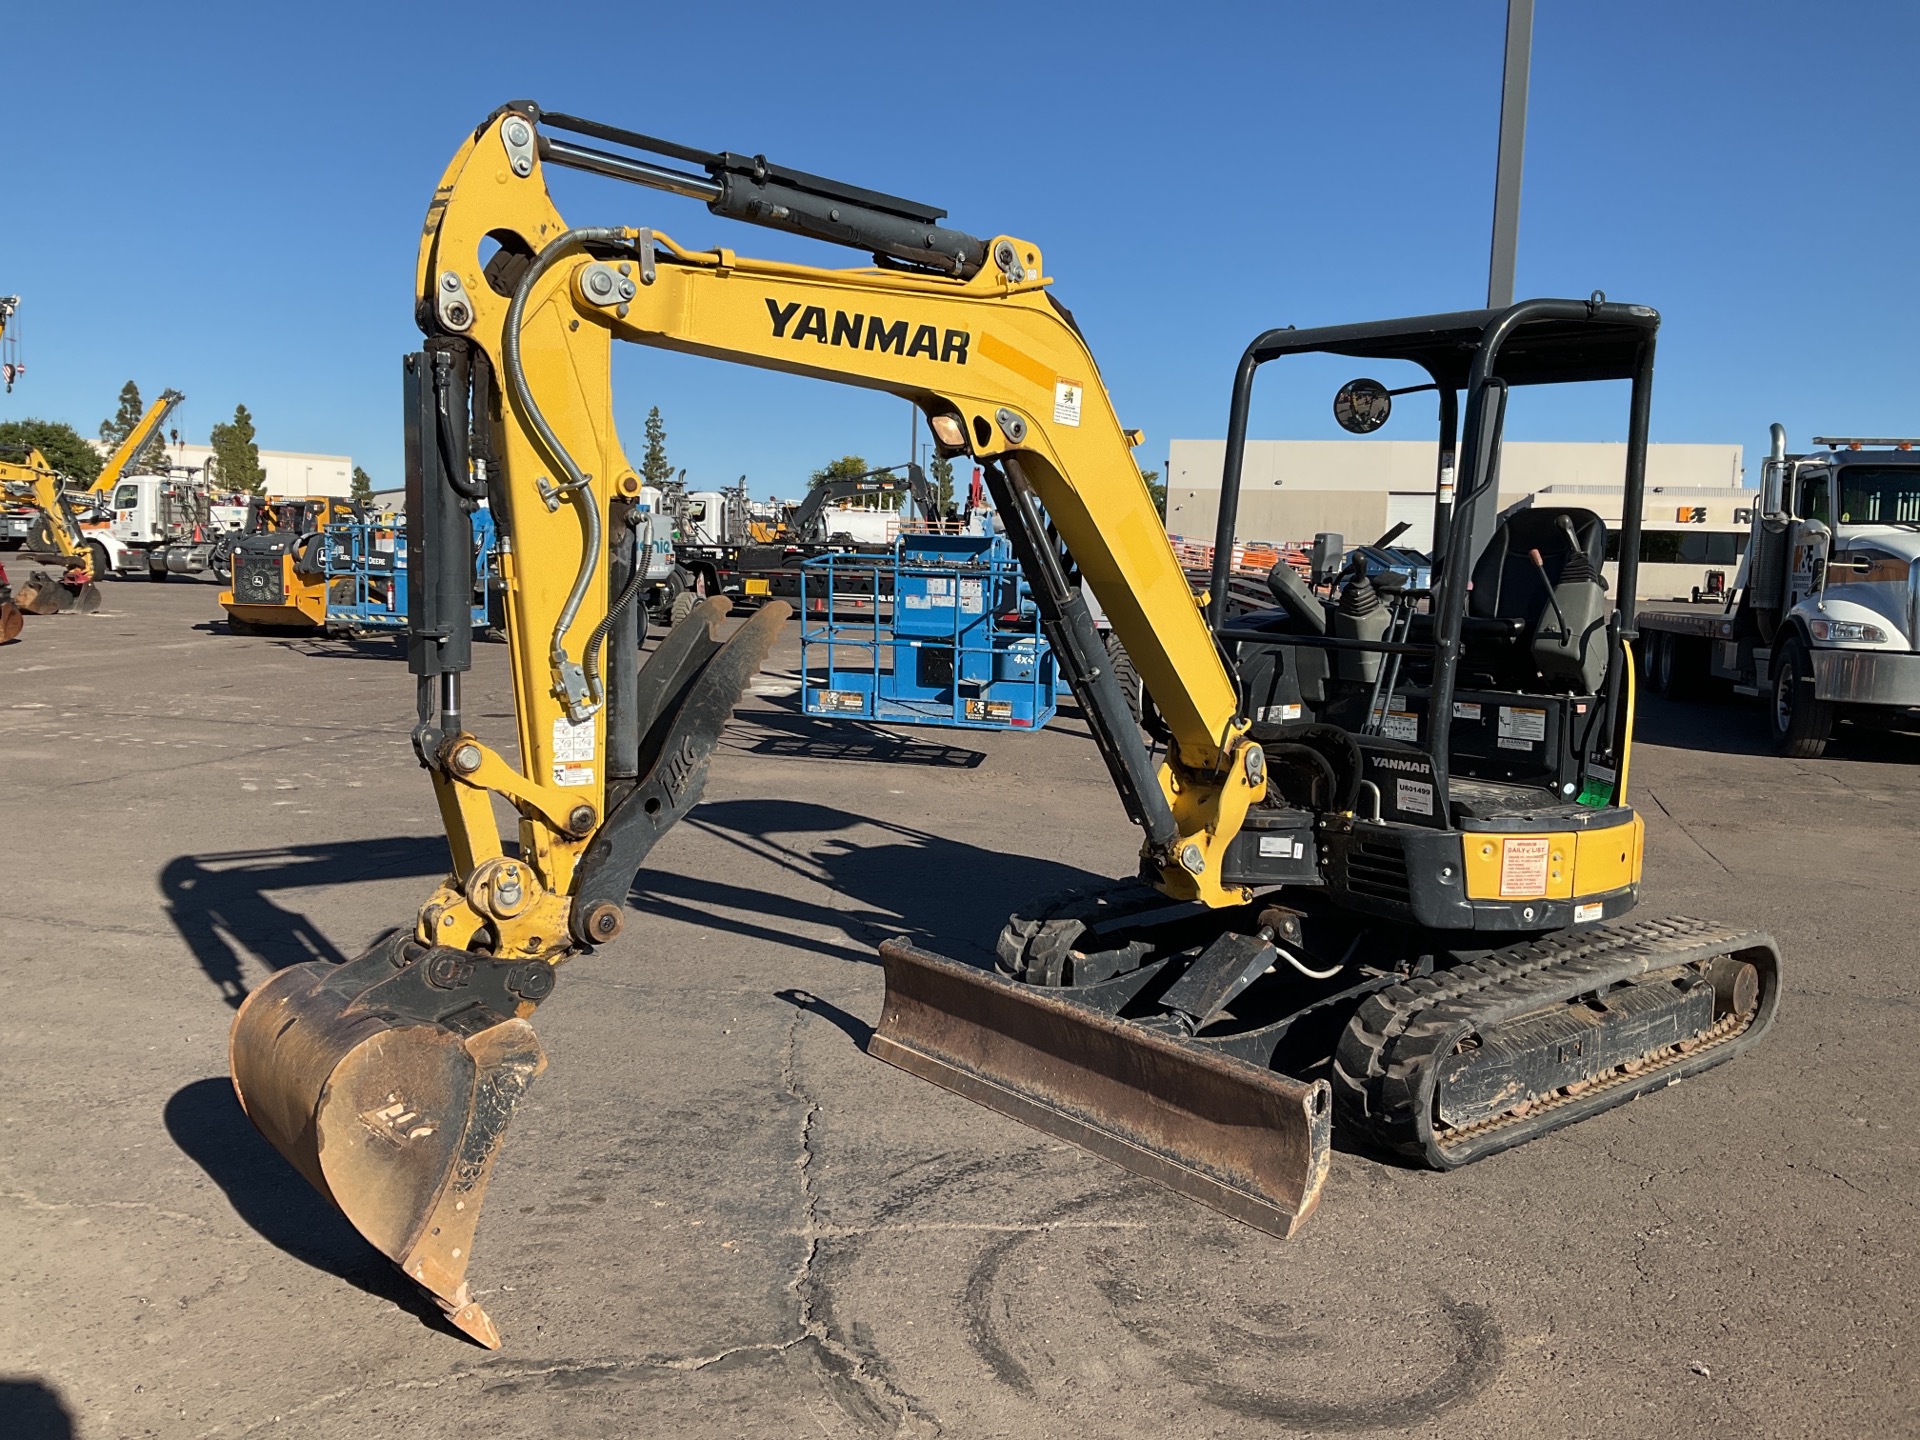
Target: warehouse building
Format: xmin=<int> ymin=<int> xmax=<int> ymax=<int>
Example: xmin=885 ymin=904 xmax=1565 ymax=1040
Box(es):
xmin=1164 ymin=438 xmax=1756 ymax=601
xmin=95 ymin=439 xmax=355 ymax=498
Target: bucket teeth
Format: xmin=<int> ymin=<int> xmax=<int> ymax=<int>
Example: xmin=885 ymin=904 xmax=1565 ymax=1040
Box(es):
xmin=229 ymin=937 xmax=548 ymax=1346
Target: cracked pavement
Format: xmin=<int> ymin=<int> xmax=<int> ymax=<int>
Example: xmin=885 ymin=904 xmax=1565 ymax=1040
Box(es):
xmin=2 ymin=585 xmax=1916 ymax=1437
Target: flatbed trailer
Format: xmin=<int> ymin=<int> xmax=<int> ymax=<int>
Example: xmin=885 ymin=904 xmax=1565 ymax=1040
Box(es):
xmin=1635 ymin=428 xmax=1920 ymax=757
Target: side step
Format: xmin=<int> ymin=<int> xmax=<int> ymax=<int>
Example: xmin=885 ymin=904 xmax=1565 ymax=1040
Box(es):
xmin=872 ymin=940 xmax=1332 ymax=1238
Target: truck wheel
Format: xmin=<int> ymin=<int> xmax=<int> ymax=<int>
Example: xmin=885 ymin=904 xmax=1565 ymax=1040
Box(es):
xmin=668 ymin=591 xmax=697 ymax=629
xmin=1771 ymin=637 xmax=1833 ymax=758
xmin=1648 ymin=632 xmax=1673 ymax=694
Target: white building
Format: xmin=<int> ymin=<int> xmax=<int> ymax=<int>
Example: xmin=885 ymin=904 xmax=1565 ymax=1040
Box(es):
xmin=95 ymin=439 xmax=354 ymax=498
xmin=1164 ymin=438 xmax=1756 ymax=600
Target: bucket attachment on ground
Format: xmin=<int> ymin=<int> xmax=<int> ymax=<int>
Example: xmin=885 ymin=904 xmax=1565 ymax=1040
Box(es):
xmin=0 ymin=597 xmax=20 ymax=644
xmin=14 ymin=567 xmax=99 ymax=615
xmin=230 ymin=600 xmax=791 ymax=1346
xmin=230 ymin=933 xmax=550 ymax=1348
xmin=871 ymin=939 xmax=1332 ymax=1237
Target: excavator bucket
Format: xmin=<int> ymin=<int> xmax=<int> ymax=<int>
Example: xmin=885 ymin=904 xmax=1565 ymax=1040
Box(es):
xmin=13 ymin=567 xmax=98 ymax=615
xmin=0 ymin=597 xmax=21 ymax=644
xmin=871 ymin=941 xmax=1332 ymax=1238
xmin=231 ymin=600 xmax=790 ymax=1346
xmin=14 ymin=569 xmax=75 ymax=615
xmin=230 ymin=937 xmax=542 ymax=1347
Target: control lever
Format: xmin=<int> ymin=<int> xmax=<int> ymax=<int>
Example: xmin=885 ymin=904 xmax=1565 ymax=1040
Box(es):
xmin=1528 ymin=548 xmax=1570 ymax=643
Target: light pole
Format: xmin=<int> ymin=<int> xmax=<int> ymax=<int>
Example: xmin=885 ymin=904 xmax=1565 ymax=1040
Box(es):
xmin=1487 ymin=0 xmax=1533 ymax=309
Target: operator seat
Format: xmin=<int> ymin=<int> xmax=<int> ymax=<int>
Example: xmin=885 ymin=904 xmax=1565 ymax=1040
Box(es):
xmin=1464 ymin=506 xmax=1609 ymax=692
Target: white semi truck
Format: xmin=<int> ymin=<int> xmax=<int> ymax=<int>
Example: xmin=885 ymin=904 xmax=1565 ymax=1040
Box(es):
xmin=1638 ymin=427 xmax=1920 ymax=757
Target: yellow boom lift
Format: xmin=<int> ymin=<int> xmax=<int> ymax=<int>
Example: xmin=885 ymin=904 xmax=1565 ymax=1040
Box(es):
xmin=230 ymin=105 xmax=1781 ymax=1347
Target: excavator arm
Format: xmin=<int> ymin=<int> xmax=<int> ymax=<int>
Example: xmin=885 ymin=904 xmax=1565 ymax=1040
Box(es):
xmin=416 ymin=103 xmax=1263 ymax=908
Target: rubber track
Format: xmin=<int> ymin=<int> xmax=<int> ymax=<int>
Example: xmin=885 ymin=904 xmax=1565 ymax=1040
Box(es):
xmin=1330 ymin=915 xmax=1781 ymax=1169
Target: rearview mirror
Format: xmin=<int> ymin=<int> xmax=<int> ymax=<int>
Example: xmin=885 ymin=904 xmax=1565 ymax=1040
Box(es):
xmin=1334 ymin=378 xmax=1392 ymax=434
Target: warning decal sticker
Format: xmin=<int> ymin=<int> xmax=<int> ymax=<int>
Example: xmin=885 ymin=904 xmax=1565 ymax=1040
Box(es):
xmin=1053 ymin=378 xmax=1084 ymax=427
xmin=552 ymin=713 xmax=597 ymax=788
xmin=1499 ymin=837 xmax=1551 ymax=897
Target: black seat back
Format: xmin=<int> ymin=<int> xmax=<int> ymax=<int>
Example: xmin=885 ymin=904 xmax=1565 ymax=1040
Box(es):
xmin=1469 ymin=506 xmax=1605 ymax=626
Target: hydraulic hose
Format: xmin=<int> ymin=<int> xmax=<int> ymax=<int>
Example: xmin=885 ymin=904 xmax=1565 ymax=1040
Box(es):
xmin=583 ymin=508 xmax=650 ymax=687
xmin=500 ymin=224 xmax=629 ymax=720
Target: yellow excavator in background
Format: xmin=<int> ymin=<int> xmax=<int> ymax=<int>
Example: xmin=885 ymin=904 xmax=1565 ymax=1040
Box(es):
xmin=0 ymin=390 xmax=185 ymax=615
xmin=230 ymin=105 xmax=1781 ymax=1348
xmin=0 ymin=447 xmax=104 ymax=615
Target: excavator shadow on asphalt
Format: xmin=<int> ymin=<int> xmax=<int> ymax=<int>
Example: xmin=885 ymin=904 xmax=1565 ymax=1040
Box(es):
xmin=724 ymin=709 xmax=988 ymax=769
xmin=163 ymin=1078 xmax=468 ymax=1340
xmin=158 ymin=835 xmax=488 ymax=1340
xmin=160 ymin=836 xmax=455 ymax=1010
xmin=628 ymin=797 xmax=1106 ymax=974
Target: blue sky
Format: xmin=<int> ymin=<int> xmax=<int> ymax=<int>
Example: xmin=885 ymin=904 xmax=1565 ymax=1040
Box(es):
xmin=4 ymin=2 xmax=1913 ymax=499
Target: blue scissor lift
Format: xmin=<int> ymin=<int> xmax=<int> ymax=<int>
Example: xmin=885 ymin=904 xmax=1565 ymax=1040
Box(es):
xmin=316 ymin=509 xmax=495 ymax=632
xmin=801 ymin=532 xmax=1057 ymax=730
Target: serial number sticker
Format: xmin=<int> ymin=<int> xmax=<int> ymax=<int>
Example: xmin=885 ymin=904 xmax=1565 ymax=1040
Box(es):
xmin=1380 ymin=711 xmax=1419 ymax=743
xmin=1053 ymin=378 xmax=1084 ymax=427
xmin=1260 ymin=702 xmax=1303 ymax=723
xmin=553 ymin=762 xmax=595 ymax=788
xmin=1396 ymin=778 xmax=1434 ymax=815
xmin=1258 ymin=835 xmax=1306 ymax=859
xmin=552 ymin=713 xmax=596 ymax=763
xmin=1453 ymin=702 xmax=1483 ymax=720
xmin=1498 ymin=706 xmax=1547 ymax=741
xmin=1496 ymin=737 xmax=1535 ymax=751
xmin=1500 ymin=837 xmax=1551 ymax=897
xmin=1574 ymin=901 xmax=1604 ymax=924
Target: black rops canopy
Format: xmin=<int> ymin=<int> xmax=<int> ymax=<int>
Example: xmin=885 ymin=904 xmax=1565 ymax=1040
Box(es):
xmin=1245 ymin=302 xmax=1660 ymax=390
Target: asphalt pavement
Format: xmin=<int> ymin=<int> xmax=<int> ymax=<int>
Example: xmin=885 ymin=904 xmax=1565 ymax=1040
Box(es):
xmin=2 ymin=581 xmax=1915 ymax=1438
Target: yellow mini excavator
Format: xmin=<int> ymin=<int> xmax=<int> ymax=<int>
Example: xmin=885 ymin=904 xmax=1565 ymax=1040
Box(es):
xmin=230 ymin=104 xmax=1781 ymax=1347
xmin=1 ymin=447 xmax=104 ymax=615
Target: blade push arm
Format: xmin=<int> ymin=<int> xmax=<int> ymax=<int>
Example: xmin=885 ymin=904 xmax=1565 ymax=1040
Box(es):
xmin=419 ymin=107 xmax=1264 ymax=909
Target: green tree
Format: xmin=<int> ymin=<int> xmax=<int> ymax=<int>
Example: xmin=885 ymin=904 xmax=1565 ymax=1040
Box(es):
xmin=351 ymin=465 xmax=374 ymax=504
xmin=0 ymin=419 xmax=102 ymax=485
xmin=640 ymin=406 xmax=672 ymax=487
xmin=930 ymin=453 xmax=956 ymax=515
xmin=208 ymin=404 xmax=266 ymax=494
xmin=1141 ymin=466 xmax=1167 ymax=519
xmin=809 ymin=455 xmax=871 ymax=488
xmin=99 ymin=380 xmax=144 ymax=448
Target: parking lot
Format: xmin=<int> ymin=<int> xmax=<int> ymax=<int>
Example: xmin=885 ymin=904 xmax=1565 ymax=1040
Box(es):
xmin=3 ymin=584 xmax=1917 ymax=1439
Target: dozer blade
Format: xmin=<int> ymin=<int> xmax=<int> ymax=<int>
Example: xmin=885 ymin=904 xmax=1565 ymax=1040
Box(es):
xmin=230 ymin=935 xmax=548 ymax=1348
xmin=872 ymin=940 xmax=1332 ymax=1238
